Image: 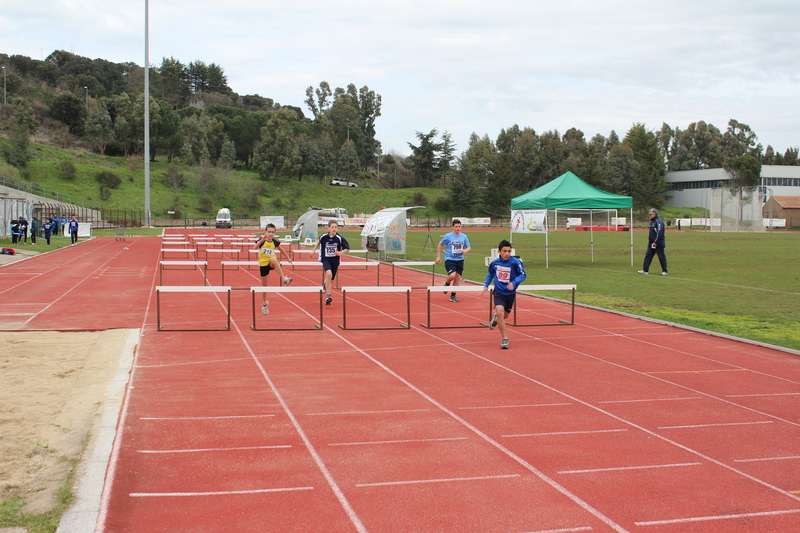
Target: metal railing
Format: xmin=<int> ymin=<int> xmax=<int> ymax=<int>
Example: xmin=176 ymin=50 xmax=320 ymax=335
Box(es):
xmin=0 ymin=174 xmax=101 ymax=210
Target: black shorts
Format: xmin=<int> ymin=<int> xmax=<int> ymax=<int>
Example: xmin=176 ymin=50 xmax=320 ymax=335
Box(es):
xmin=493 ymin=292 xmax=516 ymax=313
xmin=259 ymin=264 xmax=274 ymax=277
xmin=321 ymin=258 xmax=339 ymax=279
xmin=444 ymin=259 xmax=464 ymax=276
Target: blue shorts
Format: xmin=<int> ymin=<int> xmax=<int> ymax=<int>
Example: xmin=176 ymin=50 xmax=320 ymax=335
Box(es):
xmin=444 ymin=259 xmax=464 ymax=276
xmin=321 ymin=258 xmax=340 ymax=279
xmin=493 ymin=292 xmax=516 ymax=313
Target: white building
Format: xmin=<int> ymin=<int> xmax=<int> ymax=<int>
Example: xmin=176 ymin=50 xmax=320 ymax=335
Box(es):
xmin=665 ymin=165 xmax=800 ymax=208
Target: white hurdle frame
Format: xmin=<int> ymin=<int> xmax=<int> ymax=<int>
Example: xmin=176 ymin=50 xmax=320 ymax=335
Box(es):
xmin=512 ymin=284 xmax=577 ymax=326
xmin=250 ymin=286 xmax=325 ymax=331
xmin=156 ymin=285 xmax=231 ymax=331
xmin=340 ymin=286 xmax=411 ymax=330
xmin=421 ymin=285 xmax=494 ymax=329
xmin=159 ymin=261 xmax=208 ymax=285
xmin=390 ymin=261 xmax=436 ymax=287
xmin=161 ymin=248 xmax=196 ymax=261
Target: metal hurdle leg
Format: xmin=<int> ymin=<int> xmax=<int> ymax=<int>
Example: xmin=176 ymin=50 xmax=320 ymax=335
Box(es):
xmin=339 ymin=286 xmax=411 ymax=330
xmin=507 ymin=284 xmax=577 ymax=327
xmin=250 ymin=287 xmax=324 ymax=331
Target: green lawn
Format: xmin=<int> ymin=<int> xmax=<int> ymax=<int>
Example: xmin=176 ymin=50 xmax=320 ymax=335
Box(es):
xmin=337 ymin=227 xmax=800 ymax=351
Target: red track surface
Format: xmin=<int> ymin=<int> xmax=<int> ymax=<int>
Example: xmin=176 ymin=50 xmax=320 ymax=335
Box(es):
xmin=2 ymin=231 xmax=799 ymax=532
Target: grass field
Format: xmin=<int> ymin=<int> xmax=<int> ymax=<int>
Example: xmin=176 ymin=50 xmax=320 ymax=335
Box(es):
xmin=337 ymin=227 xmax=800 ymax=351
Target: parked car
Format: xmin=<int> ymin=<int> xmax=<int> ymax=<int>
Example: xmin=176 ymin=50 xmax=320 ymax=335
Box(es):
xmin=330 ymin=178 xmax=358 ymax=187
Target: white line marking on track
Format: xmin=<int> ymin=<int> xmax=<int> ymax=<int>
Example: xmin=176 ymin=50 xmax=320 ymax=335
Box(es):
xmin=140 ymin=414 xmax=275 ymax=420
xmin=634 ymin=508 xmax=800 ymax=526
xmin=136 ymin=356 xmax=253 ymax=368
xmin=130 ymin=486 xmax=314 ymax=497
xmin=658 ymin=420 xmax=773 ymax=429
xmin=307 ymin=408 xmax=431 ymax=416
xmin=734 ymin=455 xmax=800 ymax=463
xmin=559 ymin=462 xmax=702 ymax=474
xmin=525 ymin=526 xmax=592 ymax=533
xmin=329 ymin=437 xmax=468 ymax=446
xmin=503 ymin=429 xmax=629 ymax=438
xmin=597 ymin=396 xmax=702 ymax=404
xmin=459 ymin=403 xmax=571 ymax=410
xmin=356 ymin=474 xmax=520 ymax=487
xmin=137 ymin=445 xmax=291 ymax=453
xmin=726 ymin=392 xmax=800 ymax=398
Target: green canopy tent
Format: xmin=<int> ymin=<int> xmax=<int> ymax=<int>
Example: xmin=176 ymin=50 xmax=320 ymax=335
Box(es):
xmin=510 ymin=171 xmax=634 ymax=267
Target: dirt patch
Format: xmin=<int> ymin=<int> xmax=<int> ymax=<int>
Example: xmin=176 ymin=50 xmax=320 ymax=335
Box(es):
xmin=0 ymin=330 xmax=131 ymax=514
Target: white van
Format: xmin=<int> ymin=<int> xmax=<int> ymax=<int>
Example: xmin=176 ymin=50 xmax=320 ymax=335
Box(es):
xmin=215 ymin=208 xmax=232 ymax=228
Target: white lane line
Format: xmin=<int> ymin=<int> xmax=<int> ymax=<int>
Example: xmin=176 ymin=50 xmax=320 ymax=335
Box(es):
xmin=658 ymin=420 xmax=773 ymax=429
xmin=130 ymin=486 xmax=314 ymax=497
xmin=306 ymin=408 xmax=431 ymax=416
xmin=597 ymin=397 xmax=702 ymax=404
xmin=635 ymin=508 xmax=800 ymax=526
xmin=726 ymin=392 xmax=800 ymax=398
xmin=559 ymin=462 xmax=702 ymax=475
xmin=356 ymin=473 xmax=520 ymax=488
xmin=459 ymin=403 xmax=571 ymax=410
xmin=138 ymin=445 xmax=291 ymax=453
xmin=136 ymin=356 xmax=252 ymax=368
xmin=140 ymin=414 xmax=275 ymax=420
xmin=734 ymin=455 xmax=800 ymax=463
xmin=525 ymin=526 xmax=592 ymax=533
xmin=503 ymin=429 xmax=628 ymax=438
xmin=329 ymin=437 xmax=468 ymax=447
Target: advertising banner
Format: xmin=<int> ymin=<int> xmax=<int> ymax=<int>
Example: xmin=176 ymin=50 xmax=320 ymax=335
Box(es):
xmin=510 ymin=210 xmax=547 ymax=233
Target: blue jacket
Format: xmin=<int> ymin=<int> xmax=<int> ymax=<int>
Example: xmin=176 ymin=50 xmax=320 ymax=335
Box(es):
xmin=648 ymin=216 xmax=666 ymax=247
xmin=485 ymin=256 xmax=527 ymax=296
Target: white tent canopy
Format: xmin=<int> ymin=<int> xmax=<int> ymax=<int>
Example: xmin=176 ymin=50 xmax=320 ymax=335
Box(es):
xmin=360 ymin=206 xmax=423 ymax=259
xmin=292 ymin=211 xmax=319 ymax=241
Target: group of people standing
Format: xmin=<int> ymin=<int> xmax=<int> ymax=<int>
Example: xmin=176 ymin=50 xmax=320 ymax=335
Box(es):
xmin=9 ymin=214 xmax=80 ymax=246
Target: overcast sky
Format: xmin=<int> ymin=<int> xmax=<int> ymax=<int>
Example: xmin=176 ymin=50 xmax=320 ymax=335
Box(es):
xmin=3 ymin=0 xmax=799 ymax=157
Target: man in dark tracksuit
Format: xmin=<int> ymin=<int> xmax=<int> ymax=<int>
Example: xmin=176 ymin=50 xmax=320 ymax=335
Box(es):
xmin=638 ymin=208 xmax=668 ymax=276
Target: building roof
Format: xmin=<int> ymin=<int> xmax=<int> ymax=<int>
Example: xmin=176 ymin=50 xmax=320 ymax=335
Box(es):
xmin=772 ymin=196 xmax=800 ymax=208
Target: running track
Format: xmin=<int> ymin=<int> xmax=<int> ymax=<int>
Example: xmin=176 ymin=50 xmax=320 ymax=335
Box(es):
xmin=1 ymin=232 xmax=799 ymax=532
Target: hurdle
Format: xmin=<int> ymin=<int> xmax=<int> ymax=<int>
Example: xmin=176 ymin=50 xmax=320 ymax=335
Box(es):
xmin=339 ymin=286 xmax=411 ymax=330
xmin=250 ymin=286 xmax=325 ymax=331
xmin=159 ymin=261 xmax=208 ymax=285
xmin=421 ymin=285 xmax=494 ymax=329
xmin=333 ymin=260 xmax=381 ymax=289
xmin=291 ymin=248 xmax=317 ymax=260
xmin=203 ymin=248 xmax=242 ymax=266
xmin=156 ymin=286 xmax=231 ymax=331
xmin=161 ymin=248 xmax=196 ymax=261
xmin=390 ymin=261 xmax=436 ymax=287
xmin=511 ymin=284 xmax=578 ymax=326
xmin=221 ymin=261 xmax=259 ymax=286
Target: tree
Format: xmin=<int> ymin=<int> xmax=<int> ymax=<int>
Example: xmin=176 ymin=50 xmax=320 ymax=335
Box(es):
xmin=304 ymin=81 xmax=332 ymax=119
xmin=407 ymin=129 xmax=443 ymax=186
xmin=336 ymin=139 xmax=360 ymax=181
xmin=723 ymin=155 xmax=762 ymax=228
xmin=252 ymin=108 xmax=302 ymax=180
xmin=3 ymin=105 xmax=38 ymax=167
xmin=622 ymin=123 xmax=668 ymax=208
xmin=50 ymin=92 xmax=86 ymax=134
xmin=85 ymin=103 xmax=114 ymax=154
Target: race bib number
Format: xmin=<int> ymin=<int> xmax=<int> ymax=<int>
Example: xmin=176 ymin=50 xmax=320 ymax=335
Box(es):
xmin=260 ymin=248 xmax=276 ymax=256
xmin=325 ymin=243 xmax=338 ymax=257
xmin=496 ymin=265 xmax=511 ymax=283
xmin=451 ymin=241 xmax=464 ymax=255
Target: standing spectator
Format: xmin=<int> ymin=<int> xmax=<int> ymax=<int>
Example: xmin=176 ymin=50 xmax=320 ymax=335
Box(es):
xmin=10 ymin=219 xmax=20 ymax=245
xmin=638 ymin=208 xmax=668 ymax=276
xmin=42 ymin=219 xmax=54 ymax=245
xmin=61 ymin=216 xmax=68 ymax=236
xmin=68 ymin=216 xmax=79 ymax=245
xmin=51 ymin=214 xmax=60 ymax=237
xmin=19 ymin=216 xmax=29 ymax=244
xmin=434 ymin=219 xmax=472 ymax=302
xmin=29 ymin=217 xmax=39 ymax=245
xmin=481 ymin=239 xmax=527 ymax=349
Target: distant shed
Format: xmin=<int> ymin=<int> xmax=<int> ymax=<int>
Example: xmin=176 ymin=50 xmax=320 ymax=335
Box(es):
xmin=763 ymin=196 xmax=800 ymax=227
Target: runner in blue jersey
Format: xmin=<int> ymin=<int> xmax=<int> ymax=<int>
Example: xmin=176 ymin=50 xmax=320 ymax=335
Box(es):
xmin=434 ymin=219 xmax=471 ymax=302
xmin=311 ymin=220 xmax=350 ymax=305
xmin=481 ymin=239 xmax=527 ymax=349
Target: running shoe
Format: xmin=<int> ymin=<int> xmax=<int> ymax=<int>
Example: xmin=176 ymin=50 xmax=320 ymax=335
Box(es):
xmin=661 ymin=272 xmax=668 ymax=276
xmin=262 ymin=302 xmax=269 ymax=316
xmin=325 ymin=294 xmax=332 ymax=306
xmin=489 ymin=313 xmax=497 ymax=330
xmin=637 ymin=270 xmax=649 ymax=275
xmin=449 ymin=294 xmax=460 ymax=303
xmin=500 ymin=338 xmax=509 ymax=349
xmin=283 ymin=276 xmax=293 ymax=286
xmin=443 ymin=281 xmax=450 ymax=294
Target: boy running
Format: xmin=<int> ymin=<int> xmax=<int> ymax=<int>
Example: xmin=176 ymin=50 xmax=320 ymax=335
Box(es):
xmin=254 ymin=223 xmax=293 ymax=315
xmin=481 ymin=239 xmax=527 ymax=349
xmin=435 ymin=219 xmax=471 ymax=302
xmin=311 ymin=220 xmax=350 ymax=306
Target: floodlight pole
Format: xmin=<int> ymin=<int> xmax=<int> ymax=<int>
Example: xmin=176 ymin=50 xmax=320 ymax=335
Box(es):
xmin=2 ymin=66 xmax=6 ymax=107
xmin=144 ymin=0 xmax=151 ymax=226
